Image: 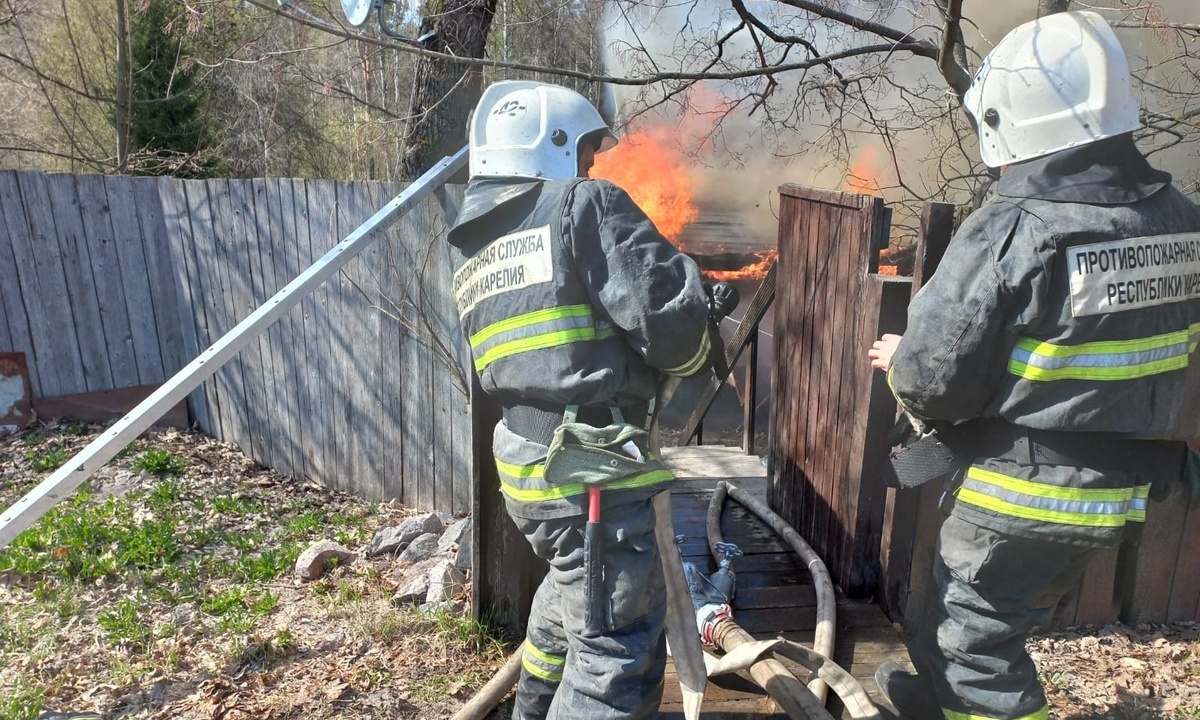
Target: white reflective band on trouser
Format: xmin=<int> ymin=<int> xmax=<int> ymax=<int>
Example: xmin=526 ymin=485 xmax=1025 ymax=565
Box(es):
xmin=958 ymin=466 xmax=1150 ymax=527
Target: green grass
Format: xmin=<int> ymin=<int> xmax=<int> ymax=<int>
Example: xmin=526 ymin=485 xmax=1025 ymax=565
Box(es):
xmin=61 ymin=421 xmax=88 ymax=437
xmin=131 ymin=448 xmax=184 ymax=476
xmin=232 ymin=545 xmax=298 ymax=582
xmin=97 ymin=597 xmax=153 ymax=650
xmin=211 ymin=494 xmax=265 ymax=515
xmin=417 ymin=605 xmax=507 ymax=657
xmin=406 ymin=666 xmax=496 ymax=703
xmin=0 ymin=683 xmax=45 ymax=720
xmin=25 ymin=444 xmax=67 ymax=472
xmin=1174 ymin=707 xmax=1200 ymax=720
xmin=0 ymin=424 xmax=502 ymax=718
xmin=200 ymin=586 xmax=279 ymax=634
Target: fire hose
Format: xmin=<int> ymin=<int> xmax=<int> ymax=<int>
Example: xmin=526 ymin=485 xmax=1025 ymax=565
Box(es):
xmin=698 ymin=480 xmax=881 ymax=719
xmin=452 ymin=477 xmax=883 ymax=720
xmin=706 ymin=480 xmax=836 ymax=704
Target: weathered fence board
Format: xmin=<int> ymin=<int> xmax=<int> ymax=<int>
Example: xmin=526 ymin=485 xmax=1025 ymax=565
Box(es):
xmin=225 ymin=179 xmax=265 ymax=462
xmin=376 ymin=182 xmax=408 ymax=508
xmin=11 ymin=172 xmax=86 ymax=396
xmin=0 ymin=177 xmax=35 ymax=391
xmin=46 ymin=173 xmax=115 ymax=391
xmin=302 ymin=179 xmax=337 ymax=490
xmin=156 ymin=180 xmax=213 ymax=430
xmin=768 ymin=185 xmax=892 ymax=598
xmin=185 ymin=180 xmax=230 ymax=439
xmin=400 ymin=197 xmax=436 ymax=512
xmin=0 ymin=171 xmax=472 ymax=514
xmin=75 ymin=174 xmax=138 ymax=390
xmin=105 ymin=175 xmax=165 ymax=385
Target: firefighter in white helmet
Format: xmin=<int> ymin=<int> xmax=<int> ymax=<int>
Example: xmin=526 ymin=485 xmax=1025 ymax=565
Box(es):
xmin=869 ymin=11 xmax=1200 ymax=720
xmin=447 ymin=80 xmax=736 ymax=719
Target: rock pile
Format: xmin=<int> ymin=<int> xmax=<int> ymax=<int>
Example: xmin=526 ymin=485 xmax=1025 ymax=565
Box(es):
xmin=293 ymin=512 xmax=473 ymax=614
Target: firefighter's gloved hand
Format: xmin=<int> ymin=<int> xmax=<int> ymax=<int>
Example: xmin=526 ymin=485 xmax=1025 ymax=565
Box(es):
xmin=705 ymin=282 xmax=740 ymax=321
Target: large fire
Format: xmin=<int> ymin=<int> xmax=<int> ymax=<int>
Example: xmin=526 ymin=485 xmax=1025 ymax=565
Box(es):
xmin=590 ymin=128 xmax=698 ymax=242
xmin=591 ymin=123 xmax=775 ymax=282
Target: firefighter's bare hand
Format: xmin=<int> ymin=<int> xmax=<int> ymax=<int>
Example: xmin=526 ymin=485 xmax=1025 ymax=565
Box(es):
xmin=869 ymin=334 xmax=902 ymax=372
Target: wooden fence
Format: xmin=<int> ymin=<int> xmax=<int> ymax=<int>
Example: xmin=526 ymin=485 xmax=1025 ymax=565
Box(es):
xmin=0 ymin=170 xmax=472 ymax=514
xmin=769 ymin=186 xmax=1200 ymax=626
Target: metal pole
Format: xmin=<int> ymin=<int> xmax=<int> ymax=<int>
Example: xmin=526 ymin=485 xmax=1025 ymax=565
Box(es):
xmin=0 ymin=147 xmax=468 ymax=549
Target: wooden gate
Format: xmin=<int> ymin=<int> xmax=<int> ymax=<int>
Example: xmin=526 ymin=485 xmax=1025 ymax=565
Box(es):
xmin=768 ymin=185 xmax=908 ymax=599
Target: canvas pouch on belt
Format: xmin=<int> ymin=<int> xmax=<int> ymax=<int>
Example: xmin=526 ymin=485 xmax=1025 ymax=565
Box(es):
xmin=543 ymin=407 xmax=667 ymax=489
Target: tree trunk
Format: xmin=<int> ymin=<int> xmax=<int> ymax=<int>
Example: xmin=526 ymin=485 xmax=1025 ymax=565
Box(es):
xmin=401 ymin=0 xmax=497 ymax=180
xmin=1037 ymin=0 xmax=1071 ymax=16
xmin=114 ymin=0 xmax=131 ymax=173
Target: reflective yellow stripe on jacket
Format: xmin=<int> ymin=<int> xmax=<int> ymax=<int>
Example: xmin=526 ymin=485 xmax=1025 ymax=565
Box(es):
xmin=1008 ymin=322 xmax=1200 ymax=381
xmin=495 ymin=459 xmax=673 ymax=503
xmin=662 ymin=328 xmax=711 ymax=377
xmin=470 ymin=304 xmax=617 ymax=372
xmin=958 ymin=466 xmax=1150 ymax=528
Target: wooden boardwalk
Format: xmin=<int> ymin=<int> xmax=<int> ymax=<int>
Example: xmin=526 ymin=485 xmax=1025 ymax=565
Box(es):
xmin=658 ymin=446 xmax=910 ymax=718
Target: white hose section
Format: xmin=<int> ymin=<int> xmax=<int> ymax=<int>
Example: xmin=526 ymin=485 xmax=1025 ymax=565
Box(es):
xmin=769 ymin=640 xmax=883 ymax=720
xmin=710 ymin=619 xmax=836 ymax=720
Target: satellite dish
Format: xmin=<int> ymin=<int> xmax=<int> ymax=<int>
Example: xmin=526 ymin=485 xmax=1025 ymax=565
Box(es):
xmin=341 ymin=0 xmax=374 ymax=26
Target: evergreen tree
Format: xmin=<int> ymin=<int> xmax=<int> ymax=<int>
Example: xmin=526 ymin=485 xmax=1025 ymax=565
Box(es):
xmin=128 ymin=0 xmax=218 ymax=177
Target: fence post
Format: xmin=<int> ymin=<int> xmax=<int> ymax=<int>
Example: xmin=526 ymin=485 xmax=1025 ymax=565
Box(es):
xmin=877 ymin=202 xmax=954 ymax=623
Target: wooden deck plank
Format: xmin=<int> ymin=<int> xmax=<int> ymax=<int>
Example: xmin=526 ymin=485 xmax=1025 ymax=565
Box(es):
xmin=659 ymin=446 xmax=909 ymax=718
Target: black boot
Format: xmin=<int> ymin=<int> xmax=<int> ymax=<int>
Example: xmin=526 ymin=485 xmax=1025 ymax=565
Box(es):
xmin=875 ymin=661 xmax=942 ymax=720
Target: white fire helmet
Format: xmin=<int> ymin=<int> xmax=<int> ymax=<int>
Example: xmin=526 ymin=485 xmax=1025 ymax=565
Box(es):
xmin=469 ymin=80 xmax=617 ymax=181
xmin=964 ymin=10 xmax=1142 ymax=168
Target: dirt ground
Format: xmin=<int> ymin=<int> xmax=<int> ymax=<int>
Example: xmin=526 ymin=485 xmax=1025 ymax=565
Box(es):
xmin=1 ymin=422 xmax=1198 ymax=719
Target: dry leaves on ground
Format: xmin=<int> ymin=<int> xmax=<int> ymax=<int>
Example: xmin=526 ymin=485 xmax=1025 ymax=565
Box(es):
xmin=1033 ymin=622 xmax=1200 ymax=719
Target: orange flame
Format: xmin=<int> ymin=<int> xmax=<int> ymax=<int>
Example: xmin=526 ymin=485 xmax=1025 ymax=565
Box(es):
xmin=591 ymin=129 xmax=698 ymax=242
xmin=705 ymin=250 xmax=778 ymax=282
xmin=844 ymin=146 xmax=884 ymax=197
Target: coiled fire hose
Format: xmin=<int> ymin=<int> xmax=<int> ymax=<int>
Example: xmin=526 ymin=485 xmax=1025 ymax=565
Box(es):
xmin=706 ymin=480 xmax=837 ymax=704
xmin=453 ymin=477 xmax=882 ymax=720
xmin=703 ymin=479 xmax=881 ymax=719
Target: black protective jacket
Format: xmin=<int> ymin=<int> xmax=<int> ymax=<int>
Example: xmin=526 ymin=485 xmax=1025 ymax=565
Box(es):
xmin=889 ymin=135 xmax=1200 ymax=544
xmin=447 ymin=176 xmax=711 ymax=518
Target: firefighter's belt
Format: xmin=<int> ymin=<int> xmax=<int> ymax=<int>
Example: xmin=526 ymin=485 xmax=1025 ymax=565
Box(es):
xmin=883 ymin=419 xmax=1186 ymax=490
